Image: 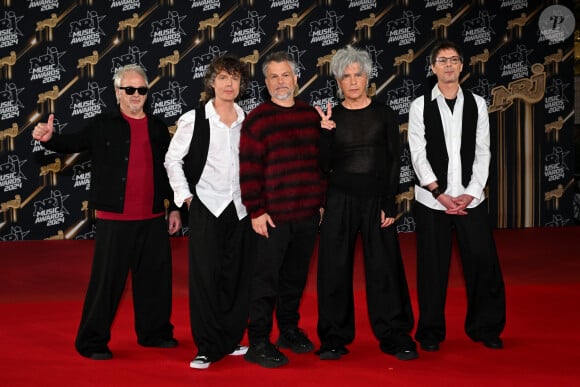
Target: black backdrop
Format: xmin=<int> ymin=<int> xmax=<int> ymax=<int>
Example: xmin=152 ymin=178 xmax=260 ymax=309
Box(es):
xmin=0 ymin=0 xmax=575 ymax=240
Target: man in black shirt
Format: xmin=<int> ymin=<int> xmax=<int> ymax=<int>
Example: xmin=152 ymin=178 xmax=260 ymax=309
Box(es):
xmin=32 ymin=64 xmax=181 ymax=360
xmin=315 ymin=45 xmax=417 ymax=361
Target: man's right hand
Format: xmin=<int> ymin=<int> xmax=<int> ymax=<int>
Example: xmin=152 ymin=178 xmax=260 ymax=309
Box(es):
xmin=438 ymin=194 xmax=468 ymax=215
xmin=315 ymin=103 xmax=336 ymax=131
xmin=251 ymin=213 xmax=276 ymax=238
xmin=32 ymin=114 xmax=55 ymax=142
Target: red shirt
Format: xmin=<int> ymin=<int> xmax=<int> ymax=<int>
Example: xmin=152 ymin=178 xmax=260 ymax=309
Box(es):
xmin=97 ymin=114 xmax=161 ymax=220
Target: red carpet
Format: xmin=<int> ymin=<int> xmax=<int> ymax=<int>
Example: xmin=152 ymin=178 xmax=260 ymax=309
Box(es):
xmin=1 ymin=227 xmax=579 ymax=386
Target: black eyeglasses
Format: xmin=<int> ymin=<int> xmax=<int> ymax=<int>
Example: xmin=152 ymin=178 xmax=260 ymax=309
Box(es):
xmin=434 ymin=56 xmax=462 ymax=65
xmin=119 ymin=86 xmax=149 ymax=95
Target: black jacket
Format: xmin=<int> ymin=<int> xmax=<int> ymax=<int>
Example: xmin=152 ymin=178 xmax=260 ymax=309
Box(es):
xmin=44 ymin=109 xmax=176 ymax=214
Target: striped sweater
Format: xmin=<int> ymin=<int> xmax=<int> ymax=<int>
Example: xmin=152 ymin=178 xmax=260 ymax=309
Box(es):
xmin=240 ymin=100 xmax=325 ymax=224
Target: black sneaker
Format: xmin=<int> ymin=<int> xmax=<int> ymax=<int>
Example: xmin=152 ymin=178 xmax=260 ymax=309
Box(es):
xmin=276 ymin=328 xmax=314 ymax=353
xmin=244 ymin=342 xmax=289 ymax=368
xmin=190 ymin=355 xmax=211 ymax=369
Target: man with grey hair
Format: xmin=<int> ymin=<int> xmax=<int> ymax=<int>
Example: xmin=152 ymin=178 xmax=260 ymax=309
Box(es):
xmin=32 ymin=64 xmax=181 ymax=360
xmin=315 ymin=45 xmax=417 ymax=361
xmin=240 ymin=51 xmax=325 ymax=368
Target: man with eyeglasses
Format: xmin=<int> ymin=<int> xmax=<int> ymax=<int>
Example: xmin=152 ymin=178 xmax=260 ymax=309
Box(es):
xmin=32 ymin=64 xmax=181 ymax=360
xmin=408 ymin=40 xmax=506 ymax=352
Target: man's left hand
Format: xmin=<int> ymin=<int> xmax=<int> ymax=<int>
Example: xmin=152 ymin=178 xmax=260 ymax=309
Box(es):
xmin=446 ymin=194 xmax=474 ymax=215
xmin=380 ymin=210 xmax=395 ymax=228
xmin=167 ymin=210 xmax=182 ymax=235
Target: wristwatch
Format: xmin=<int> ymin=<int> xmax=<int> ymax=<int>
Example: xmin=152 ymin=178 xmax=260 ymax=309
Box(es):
xmin=430 ymin=186 xmax=442 ymax=199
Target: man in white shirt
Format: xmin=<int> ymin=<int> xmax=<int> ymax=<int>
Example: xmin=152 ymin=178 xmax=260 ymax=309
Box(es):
xmin=408 ymin=40 xmax=506 ymax=352
xmin=164 ymin=55 xmax=251 ymax=369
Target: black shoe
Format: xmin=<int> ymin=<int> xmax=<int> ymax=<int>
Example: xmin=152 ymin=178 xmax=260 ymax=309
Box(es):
xmin=139 ymin=337 xmax=178 ymax=348
xmin=86 ymin=350 xmax=113 ymax=360
xmin=190 ymin=354 xmax=211 ymax=369
xmin=395 ymin=349 xmax=419 ymax=360
xmin=157 ymin=338 xmax=178 ymax=348
xmin=276 ymin=328 xmax=314 ymax=353
xmin=420 ymin=342 xmax=440 ymax=352
xmin=244 ymin=342 xmax=289 ymax=368
xmin=480 ymin=337 xmax=503 ymax=349
xmin=78 ymin=347 xmax=113 ymax=360
xmin=315 ymin=346 xmax=349 ymax=360
xmin=379 ymin=337 xmax=418 ymax=361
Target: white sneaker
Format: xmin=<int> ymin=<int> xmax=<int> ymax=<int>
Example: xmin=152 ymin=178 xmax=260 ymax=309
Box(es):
xmin=229 ymin=345 xmax=249 ymax=356
xmin=190 ymin=355 xmax=211 ymax=369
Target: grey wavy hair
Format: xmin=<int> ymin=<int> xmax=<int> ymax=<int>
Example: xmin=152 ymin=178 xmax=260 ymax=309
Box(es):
xmin=112 ymin=64 xmax=149 ymax=104
xmin=113 ymin=64 xmax=149 ymax=89
xmin=330 ymin=45 xmax=372 ymax=99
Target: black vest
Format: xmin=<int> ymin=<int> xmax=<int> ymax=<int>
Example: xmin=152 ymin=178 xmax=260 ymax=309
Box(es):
xmin=423 ymin=90 xmax=477 ymax=191
xmin=182 ymin=107 xmax=210 ymax=191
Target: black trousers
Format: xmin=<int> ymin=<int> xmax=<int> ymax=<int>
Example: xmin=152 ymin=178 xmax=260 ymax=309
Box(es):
xmin=414 ymin=202 xmax=506 ymax=344
xmin=317 ymin=190 xmax=415 ymax=352
xmin=75 ymin=216 xmax=174 ymax=356
xmin=247 ymin=214 xmax=319 ymax=344
xmin=188 ymin=198 xmax=251 ymax=362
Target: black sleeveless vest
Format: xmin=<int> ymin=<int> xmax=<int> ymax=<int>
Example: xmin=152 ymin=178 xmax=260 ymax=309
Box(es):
xmin=423 ymin=90 xmax=477 ymax=191
xmin=182 ymin=107 xmax=210 ymax=191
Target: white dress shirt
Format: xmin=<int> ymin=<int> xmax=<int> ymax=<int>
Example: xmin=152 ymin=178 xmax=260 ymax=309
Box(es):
xmin=408 ymin=85 xmax=491 ymax=210
xmin=164 ymin=100 xmax=247 ymax=219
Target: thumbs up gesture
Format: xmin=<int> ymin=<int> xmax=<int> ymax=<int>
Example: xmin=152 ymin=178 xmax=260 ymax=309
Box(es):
xmin=32 ymin=114 xmax=55 ymax=142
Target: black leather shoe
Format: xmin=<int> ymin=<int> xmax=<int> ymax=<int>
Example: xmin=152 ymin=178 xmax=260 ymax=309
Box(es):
xmin=315 ymin=346 xmax=349 ymax=360
xmin=78 ymin=347 xmax=113 ymax=360
xmin=379 ymin=339 xmax=419 ymax=361
xmin=157 ymin=338 xmax=178 ymax=348
xmin=139 ymin=337 xmax=178 ymax=348
xmin=480 ymin=337 xmax=503 ymax=349
xmin=395 ymin=349 xmax=419 ymax=360
xmin=420 ymin=342 xmax=440 ymax=352
xmin=88 ymin=350 xmax=113 ymax=360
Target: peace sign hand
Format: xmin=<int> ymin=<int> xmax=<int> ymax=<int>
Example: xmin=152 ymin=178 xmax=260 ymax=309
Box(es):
xmin=315 ymin=102 xmax=336 ymax=131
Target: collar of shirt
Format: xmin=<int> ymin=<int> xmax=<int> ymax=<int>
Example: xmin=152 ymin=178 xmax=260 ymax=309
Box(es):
xmin=205 ymin=99 xmax=245 ymax=128
xmin=431 ymin=84 xmax=464 ymax=102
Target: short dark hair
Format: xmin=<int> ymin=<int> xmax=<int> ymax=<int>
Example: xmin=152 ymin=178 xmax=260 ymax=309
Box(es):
xmin=429 ymin=39 xmax=464 ymax=65
xmin=202 ymin=54 xmax=249 ymax=102
xmin=261 ymin=51 xmax=297 ymax=77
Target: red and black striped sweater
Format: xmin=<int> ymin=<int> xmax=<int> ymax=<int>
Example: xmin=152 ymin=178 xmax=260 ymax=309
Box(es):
xmin=240 ymin=100 xmax=325 ymax=224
